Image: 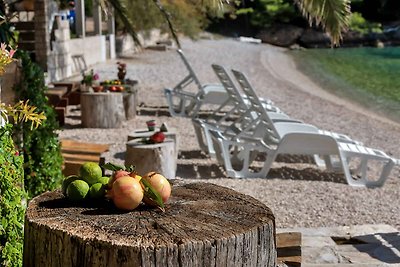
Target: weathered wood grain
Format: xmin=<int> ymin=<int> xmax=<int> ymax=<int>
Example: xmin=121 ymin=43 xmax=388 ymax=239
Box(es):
xmin=23 ymin=182 xmax=276 ymax=267
xmin=80 ymin=92 xmax=125 ymax=128
xmin=125 ymin=139 xmax=177 ymax=179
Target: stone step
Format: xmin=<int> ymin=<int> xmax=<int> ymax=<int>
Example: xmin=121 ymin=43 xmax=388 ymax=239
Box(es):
xmin=277 ymin=224 xmax=400 ymax=266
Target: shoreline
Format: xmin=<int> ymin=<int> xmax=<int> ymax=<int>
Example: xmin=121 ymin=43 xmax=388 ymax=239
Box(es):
xmin=261 ymin=45 xmax=400 ymax=128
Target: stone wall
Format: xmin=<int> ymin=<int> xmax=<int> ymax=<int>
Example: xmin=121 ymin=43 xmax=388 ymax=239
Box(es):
xmin=47 ymin=17 xmax=114 ymax=82
xmin=116 ymin=29 xmax=170 ymax=57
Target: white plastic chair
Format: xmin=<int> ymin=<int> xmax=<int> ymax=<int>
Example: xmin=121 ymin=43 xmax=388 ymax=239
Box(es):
xmin=192 ymin=64 xmax=288 ymax=157
xmin=208 ymin=70 xmax=397 ymax=188
xmin=164 ymin=49 xmax=230 ymax=118
xmin=194 ymin=64 xmax=360 ymax=162
xmin=231 ymin=68 xmax=367 ymax=168
xmin=164 ymin=49 xmax=276 ymax=118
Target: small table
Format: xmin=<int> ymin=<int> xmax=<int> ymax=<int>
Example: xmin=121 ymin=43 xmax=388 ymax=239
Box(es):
xmin=23 ymin=182 xmax=276 ymax=266
xmin=80 ymin=90 xmax=137 ymax=128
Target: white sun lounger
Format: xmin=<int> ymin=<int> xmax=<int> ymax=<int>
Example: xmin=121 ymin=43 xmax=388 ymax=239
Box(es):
xmin=164 ymin=49 xmax=276 ymax=118
xmin=208 ymin=69 xmax=397 ymax=188
xmin=192 ymin=64 xmax=291 ymax=157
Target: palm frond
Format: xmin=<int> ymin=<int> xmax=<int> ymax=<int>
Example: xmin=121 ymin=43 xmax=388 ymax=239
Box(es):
xmin=102 ymin=0 xmax=141 ymax=45
xmin=152 ymin=0 xmax=181 ymax=49
xmin=295 ymin=0 xmax=351 ymax=45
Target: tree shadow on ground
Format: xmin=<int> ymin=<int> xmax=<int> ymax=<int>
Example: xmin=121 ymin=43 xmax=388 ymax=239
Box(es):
xmin=177 ymin=163 xmax=226 ymax=179
xmin=178 ymin=150 xmax=209 ymax=159
xmin=333 ymin=232 xmax=400 ymax=264
xmin=267 ymin=166 xmax=347 ymax=184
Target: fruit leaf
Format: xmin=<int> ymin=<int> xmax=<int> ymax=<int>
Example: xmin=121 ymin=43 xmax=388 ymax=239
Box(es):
xmin=126 ymin=165 xmax=136 ymax=172
xmin=102 ymin=162 xmax=126 ymax=171
xmin=140 ymin=179 xmax=165 ymax=211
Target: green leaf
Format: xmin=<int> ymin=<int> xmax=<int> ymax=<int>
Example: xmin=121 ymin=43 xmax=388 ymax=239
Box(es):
xmin=102 ymin=162 xmax=126 ymax=171
xmin=140 ymin=178 xmax=165 ymax=211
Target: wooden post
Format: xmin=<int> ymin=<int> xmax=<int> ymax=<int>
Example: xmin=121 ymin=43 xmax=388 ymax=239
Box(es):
xmin=92 ymin=0 xmax=102 ymax=35
xmin=23 ymin=182 xmax=276 ymax=267
xmin=75 ymin=0 xmax=85 ymax=37
xmin=125 ymin=139 xmax=176 ymax=179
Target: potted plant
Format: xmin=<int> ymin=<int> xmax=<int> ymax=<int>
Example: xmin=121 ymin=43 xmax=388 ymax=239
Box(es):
xmin=81 ymin=69 xmax=99 ymax=92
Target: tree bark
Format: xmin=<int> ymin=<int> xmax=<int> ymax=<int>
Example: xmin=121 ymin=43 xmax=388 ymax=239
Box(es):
xmin=23 ymin=182 xmax=276 ymax=267
xmin=80 ymin=92 xmax=125 ymax=128
xmin=125 ymin=139 xmax=177 ymax=180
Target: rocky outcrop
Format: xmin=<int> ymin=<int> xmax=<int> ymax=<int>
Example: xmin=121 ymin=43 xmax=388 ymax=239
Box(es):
xmin=256 ymin=24 xmax=304 ymax=47
xmin=298 ymin=28 xmax=331 ymax=48
xmin=258 ymin=23 xmax=400 ymax=48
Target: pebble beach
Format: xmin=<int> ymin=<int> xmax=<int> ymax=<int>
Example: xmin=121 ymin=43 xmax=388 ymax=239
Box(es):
xmin=59 ymin=37 xmax=400 ymax=230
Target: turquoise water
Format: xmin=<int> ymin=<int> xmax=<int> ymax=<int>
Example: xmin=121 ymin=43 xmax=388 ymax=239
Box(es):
xmin=290 ymin=47 xmax=400 ymax=123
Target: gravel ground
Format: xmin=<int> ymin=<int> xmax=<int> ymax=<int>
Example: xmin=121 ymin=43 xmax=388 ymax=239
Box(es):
xmin=59 ymin=37 xmax=400 ymax=230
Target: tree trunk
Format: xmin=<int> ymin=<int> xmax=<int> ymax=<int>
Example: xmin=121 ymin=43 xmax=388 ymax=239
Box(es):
xmin=23 ymin=182 xmax=276 ymax=267
xmin=125 ymin=139 xmax=177 ymax=180
xmin=81 ymin=92 xmax=125 ymax=128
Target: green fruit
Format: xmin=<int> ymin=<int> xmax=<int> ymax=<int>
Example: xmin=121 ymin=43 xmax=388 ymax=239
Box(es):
xmin=89 ymin=183 xmax=105 ymax=199
xmin=62 ymin=175 xmax=80 ymax=196
xmin=66 ymin=180 xmax=89 ymax=202
xmin=79 ymin=162 xmax=102 ymax=185
xmin=99 ymin=176 xmax=110 ymax=186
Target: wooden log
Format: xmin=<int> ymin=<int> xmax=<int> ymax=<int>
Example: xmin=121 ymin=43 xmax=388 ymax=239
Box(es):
xmin=81 ymin=92 xmax=125 ymax=128
xmin=127 ymin=128 xmax=179 ymax=158
xmin=125 ymin=139 xmax=177 ymax=179
xmin=23 ymin=182 xmax=276 ymax=267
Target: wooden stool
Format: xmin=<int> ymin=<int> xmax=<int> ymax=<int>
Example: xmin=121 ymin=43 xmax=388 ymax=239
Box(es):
xmin=127 ymin=128 xmax=178 ymax=157
xmin=125 ymin=139 xmax=176 ymax=179
xmin=60 ymin=139 xmax=110 ymax=176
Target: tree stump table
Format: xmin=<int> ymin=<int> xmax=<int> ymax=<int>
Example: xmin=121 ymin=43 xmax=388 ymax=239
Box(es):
xmin=23 ymin=182 xmax=276 ymax=267
xmin=80 ymin=90 xmax=138 ymax=128
xmin=125 ymin=139 xmax=177 ymax=179
xmin=127 ymin=128 xmax=179 ymax=158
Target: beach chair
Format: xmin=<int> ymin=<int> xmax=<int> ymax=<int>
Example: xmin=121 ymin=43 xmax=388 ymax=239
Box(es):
xmin=164 ymin=49 xmax=276 ymax=118
xmin=231 ymin=68 xmax=367 ymax=167
xmin=192 ymin=64 xmax=294 ymax=157
xmin=208 ymin=70 xmax=397 ymax=188
xmin=194 ymin=64 xmax=359 ymax=161
xmin=164 ymin=49 xmax=229 ymax=117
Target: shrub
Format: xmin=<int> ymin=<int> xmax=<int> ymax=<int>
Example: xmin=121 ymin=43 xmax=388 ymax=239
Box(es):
xmin=349 ymin=12 xmax=382 ymax=34
xmin=13 ymin=51 xmax=64 ymax=198
xmin=0 ymin=124 xmax=26 ymax=267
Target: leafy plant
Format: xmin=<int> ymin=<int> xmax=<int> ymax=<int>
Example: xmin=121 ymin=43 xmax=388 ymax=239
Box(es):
xmin=0 ymin=101 xmax=46 ymax=130
xmin=349 ymin=12 xmax=382 ymax=34
xmin=13 ymin=51 xmax=64 ymax=198
xmin=0 ymin=124 xmax=26 ymax=267
xmin=244 ymin=0 xmax=300 ymax=27
xmin=81 ymin=69 xmax=99 ymax=86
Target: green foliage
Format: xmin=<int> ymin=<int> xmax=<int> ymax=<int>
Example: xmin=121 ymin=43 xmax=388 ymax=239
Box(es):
xmin=291 ymin=47 xmax=400 ymax=122
xmin=242 ymin=0 xmax=299 ymax=27
xmin=118 ymin=0 xmax=229 ymax=40
xmin=13 ymin=51 xmax=64 ymax=198
xmin=349 ymin=12 xmax=382 ymax=34
xmin=0 ymin=125 xmax=26 ymax=267
xmin=0 ymin=101 xmax=46 ymax=130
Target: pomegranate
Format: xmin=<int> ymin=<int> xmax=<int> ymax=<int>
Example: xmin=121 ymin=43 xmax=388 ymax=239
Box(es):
xmin=108 ymin=170 xmax=130 ymax=188
xmin=150 ymin=132 xmax=165 ymax=144
xmin=142 ymin=172 xmax=171 ymax=204
xmin=107 ymin=176 xmax=143 ymax=211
